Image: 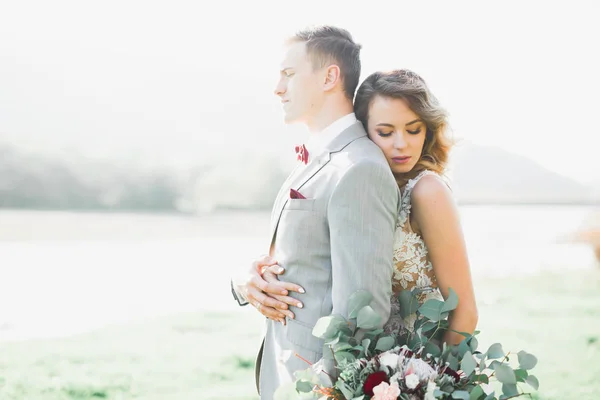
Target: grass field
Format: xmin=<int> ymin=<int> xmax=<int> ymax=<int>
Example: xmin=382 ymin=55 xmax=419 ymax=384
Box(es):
xmin=1 ymin=269 xmax=599 ymax=400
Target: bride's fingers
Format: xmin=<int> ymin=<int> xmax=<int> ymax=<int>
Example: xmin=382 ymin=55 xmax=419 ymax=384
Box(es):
xmin=262 ymin=264 xmax=285 ymax=275
xmin=247 ymin=286 xmax=289 ymax=311
xmin=263 ymin=269 xmax=305 ymax=295
xmin=247 ymin=290 xmax=286 ymax=322
xmin=270 ymin=294 xmax=301 ymax=319
xmin=255 ymin=302 xmax=285 ymax=323
xmin=250 ymin=274 xmax=288 ymax=296
xmin=252 ymin=255 xmax=278 ymax=273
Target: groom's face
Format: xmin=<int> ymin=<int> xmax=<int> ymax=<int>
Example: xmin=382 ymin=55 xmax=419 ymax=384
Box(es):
xmin=274 ymin=41 xmax=325 ymax=125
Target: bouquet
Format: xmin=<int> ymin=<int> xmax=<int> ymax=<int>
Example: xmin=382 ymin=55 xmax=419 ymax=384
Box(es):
xmin=275 ymin=288 xmax=539 ymax=400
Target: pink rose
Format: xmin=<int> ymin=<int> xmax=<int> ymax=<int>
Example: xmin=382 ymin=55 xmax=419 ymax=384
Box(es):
xmin=372 ymin=381 xmax=401 ymax=400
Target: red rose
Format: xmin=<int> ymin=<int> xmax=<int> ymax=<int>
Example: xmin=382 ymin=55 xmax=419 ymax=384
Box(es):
xmin=363 ymin=371 xmax=389 ymax=396
xmin=444 ymin=367 xmax=461 ymax=383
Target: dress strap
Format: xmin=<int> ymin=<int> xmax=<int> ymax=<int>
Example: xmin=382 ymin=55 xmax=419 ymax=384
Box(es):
xmin=397 ymin=170 xmax=438 ymax=229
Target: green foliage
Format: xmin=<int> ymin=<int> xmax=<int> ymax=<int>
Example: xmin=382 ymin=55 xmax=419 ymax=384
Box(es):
xmin=287 ymin=288 xmax=540 ymax=400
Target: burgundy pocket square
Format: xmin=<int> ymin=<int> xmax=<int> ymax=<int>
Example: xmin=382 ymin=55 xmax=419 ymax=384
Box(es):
xmin=289 ymin=189 xmax=306 ymax=199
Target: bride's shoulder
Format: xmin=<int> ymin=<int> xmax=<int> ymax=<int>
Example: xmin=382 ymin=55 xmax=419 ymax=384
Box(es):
xmin=410 ymin=171 xmax=454 ymax=209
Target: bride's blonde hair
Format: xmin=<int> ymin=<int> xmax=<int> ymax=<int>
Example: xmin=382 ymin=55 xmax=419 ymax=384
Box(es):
xmin=354 ymin=69 xmax=452 ymax=177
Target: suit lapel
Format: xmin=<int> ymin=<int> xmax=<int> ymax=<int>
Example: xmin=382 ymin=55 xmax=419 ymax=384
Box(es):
xmin=268 ymin=165 xmax=300 ymax=239
xmin=268 ymin=122 xmax=367 ymax=249
xmin=294 ymin=122 xmax=367 ymax=191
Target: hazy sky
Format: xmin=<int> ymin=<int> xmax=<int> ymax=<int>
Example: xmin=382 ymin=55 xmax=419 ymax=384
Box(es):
xmin=0 ymin=0 xmax=598 ymax=184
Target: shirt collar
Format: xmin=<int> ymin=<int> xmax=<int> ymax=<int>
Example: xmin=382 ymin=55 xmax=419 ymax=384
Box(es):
xmin=306 ymin=113 xmax=358 ymax=159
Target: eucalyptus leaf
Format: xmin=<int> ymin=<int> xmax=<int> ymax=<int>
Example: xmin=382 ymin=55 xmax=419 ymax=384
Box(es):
xmin=453 ymin=330 xmax=474 ymax=340
xmin=494 ymin=364 xmax=517 ymax=384
xmin=418 ymin=299 xmax=445 ymax=322
xmin=324 ymin=333 xmax=341 ymax=346
xmin=293 ymin=367 xmax=319 ymax=384
xmin=408 ymin=333 xmax=422 ymax=349
xmin=525 ymin=375 xmax=539 ymax=390
xmin=362 ymin=338 xmax=371 ymax=357
xmin=483 ymin=393 xmax=496 ymax=400
xmin=514 ymin=368 xmax=528 ymax=382
xmin=458 ymin=339 xmax=471 ymax=358
xmin=356 ymin=305 xmax=381 ymax=330
xmin=353 ymin=345 xmax=364 ymax=352
xmin=486 ymin=343 xmax=505 ymax=359
xmin=295 ymin=380 xmax=313 ymax=393
xmin=442 ymin=287 xmax=459 ymax=312
xmin=375 ymin=336 xmax=395 ymax=351
xmin=452 ymin=390 xmax=470 ymax=400
xmin=461 ymin=351 xmax=477 ymax=377
xmin=333 ymin=342 xmax=354 ymax=353
xmin=517 ymin=350 xmax=538 ymax=370
xmin=446 ymin=352 xmax=459 ymax=371
xmin=424 ymin=340 xmax=442 ymax=358
xmin=322 ymin=348 xmax=335 ymax=360
xmin=476 ymin=352 xmax=486 ymax=369
xmin=488 ymin=360 xmax=502 ymax=371
xmin=348 ymin=290 xmax=373 ymax=319
xmin=334 ymin=351 xmax=356 ymax=364
xmin=421 ymin=321 xmax=438 ymax=334
xmin=469 ymin=385 xmax=485 ymax=400
xmin=500 ymin=383 xmax=519 ymax=397
xmin=468 ymin=336 xmax=479 ymax=353
xmin=363 ymin=328 xmax=384 ymax=339
xmin=336 ymin=380 xmax=354 ymax=399
xmin=340 ymin=325 xmax=354 ymax=337
xmin=312 ymin=315 xmax=346 ymax=339
xmin=398 ymin=290 xmax=420 ymax=319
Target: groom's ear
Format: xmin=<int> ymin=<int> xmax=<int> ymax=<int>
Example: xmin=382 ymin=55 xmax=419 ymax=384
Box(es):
xmin=323 ymin=64 xmax=341 ymax=92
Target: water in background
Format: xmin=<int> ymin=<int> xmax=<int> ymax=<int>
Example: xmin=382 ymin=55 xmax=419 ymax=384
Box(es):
xmin=0 ymin=205 xmax=596 ymax=341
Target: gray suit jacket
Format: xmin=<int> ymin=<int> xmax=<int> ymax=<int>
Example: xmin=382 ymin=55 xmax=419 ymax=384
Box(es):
xmin=240 ymin=122 xmax=400 ymax=399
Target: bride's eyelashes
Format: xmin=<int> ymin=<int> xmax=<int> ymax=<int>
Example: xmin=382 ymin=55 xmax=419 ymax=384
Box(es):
xmin=376 ymin=128 xmax=421 ymax=137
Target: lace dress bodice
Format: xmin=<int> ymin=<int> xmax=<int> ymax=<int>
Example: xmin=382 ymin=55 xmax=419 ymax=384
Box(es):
xmin=384 ymin=170 xmax=444 ymax=335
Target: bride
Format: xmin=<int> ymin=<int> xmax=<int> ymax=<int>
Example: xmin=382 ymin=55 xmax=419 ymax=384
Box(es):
xmin=242 ymin=68 xmax=478 ymax=346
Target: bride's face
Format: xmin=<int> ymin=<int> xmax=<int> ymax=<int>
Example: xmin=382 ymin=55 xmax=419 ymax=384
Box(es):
xmin=366 ymin=95 xmax=427 ymax=176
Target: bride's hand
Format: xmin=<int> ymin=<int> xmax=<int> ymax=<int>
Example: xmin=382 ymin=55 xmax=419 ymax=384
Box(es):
xmin=262 ymin=264 xmax=305 ymax=322
xmin=245 ymin=255 xmax=305 ymax=324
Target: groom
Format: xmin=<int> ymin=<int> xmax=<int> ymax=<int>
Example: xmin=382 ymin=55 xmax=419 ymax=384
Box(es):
xmin=231 ymin=26 xmax=400 ymax=399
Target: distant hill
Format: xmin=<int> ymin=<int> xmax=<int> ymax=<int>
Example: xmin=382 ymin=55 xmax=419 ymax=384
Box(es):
xmin=0 ymin=144 xmax=182 ymax=211
xmin=450 ymin=143 xmax=594 ymax=204
xmin=0 ymin=141 xmax=596 ymax=212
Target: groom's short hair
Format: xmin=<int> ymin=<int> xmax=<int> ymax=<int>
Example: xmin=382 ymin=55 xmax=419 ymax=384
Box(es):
xmin=289 ymin=25 xmax=362 ymax=101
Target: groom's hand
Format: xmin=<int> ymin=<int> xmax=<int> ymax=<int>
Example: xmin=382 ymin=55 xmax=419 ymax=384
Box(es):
xmin=244 ymin=255 xmax=305 ymax=323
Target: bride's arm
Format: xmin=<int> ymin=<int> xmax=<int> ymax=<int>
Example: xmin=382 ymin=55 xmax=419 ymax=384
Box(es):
xmin=410 ymin=174 xmax=479 ymax=345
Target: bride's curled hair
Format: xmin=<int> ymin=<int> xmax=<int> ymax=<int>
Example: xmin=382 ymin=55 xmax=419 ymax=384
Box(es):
xmin=354 ymin=69 xmax=452 ymax=176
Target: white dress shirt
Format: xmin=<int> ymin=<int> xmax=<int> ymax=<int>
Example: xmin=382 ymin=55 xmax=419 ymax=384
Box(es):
xmin=303 ymin=113 xmax=358 ymax=165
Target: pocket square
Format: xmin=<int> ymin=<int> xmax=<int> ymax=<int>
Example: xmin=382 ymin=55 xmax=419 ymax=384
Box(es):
xmin=289 ymin=188 xmax=306 ymax=199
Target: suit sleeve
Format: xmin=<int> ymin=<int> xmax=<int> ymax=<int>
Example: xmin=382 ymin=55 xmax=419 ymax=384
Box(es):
xmin=326 ymin=160 xmax=399 ymax=325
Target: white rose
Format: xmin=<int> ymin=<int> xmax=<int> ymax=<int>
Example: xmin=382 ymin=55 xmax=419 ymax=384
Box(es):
xmin=406 ymin=358 xmax=437 ymax=381
xmin=405 ymin=373 xmax=420 ymax=389
xmin=380 ymin=352 xmax=400 ymax=369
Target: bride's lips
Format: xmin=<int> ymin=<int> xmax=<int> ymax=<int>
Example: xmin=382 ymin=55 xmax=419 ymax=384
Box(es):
xmin=392 ymin=156 xmax=411 ymax=164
